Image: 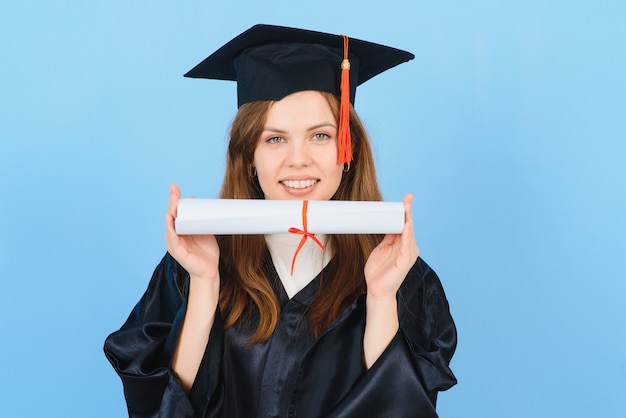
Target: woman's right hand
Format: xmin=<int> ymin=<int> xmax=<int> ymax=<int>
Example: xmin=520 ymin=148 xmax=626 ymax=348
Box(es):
xmin=164 ymin=184 xmax=220 ymax=282
xmin=166 ymin=184 xmax=220 ymax=392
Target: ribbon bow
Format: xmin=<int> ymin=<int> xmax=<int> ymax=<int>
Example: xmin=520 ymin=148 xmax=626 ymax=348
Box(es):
xmin=288 ymin=200 xmax=325 ymax=275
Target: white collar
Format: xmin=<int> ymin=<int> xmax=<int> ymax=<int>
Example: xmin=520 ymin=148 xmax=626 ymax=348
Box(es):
xmin=264 ymin=233 xmax=331 ymax=298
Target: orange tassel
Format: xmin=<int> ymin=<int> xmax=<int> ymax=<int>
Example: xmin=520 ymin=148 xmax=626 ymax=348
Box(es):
xmin=338 ymin=35 xmax=352 ymax=164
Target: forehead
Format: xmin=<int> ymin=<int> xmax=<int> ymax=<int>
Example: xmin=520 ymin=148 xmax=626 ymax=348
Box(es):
xmin=265 ymin=91 xmax=336 ymax=127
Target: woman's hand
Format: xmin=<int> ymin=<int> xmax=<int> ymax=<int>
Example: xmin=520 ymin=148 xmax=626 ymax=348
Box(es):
xmin=364 ymin=194 xmax=419 ymax=298
xmin=166 ymin=184 xmax=220 ymax=391
xmin=362 ymin=194 xmax=418 ymax=368
xmin=164 ymin=184 xmax=220 ymax=282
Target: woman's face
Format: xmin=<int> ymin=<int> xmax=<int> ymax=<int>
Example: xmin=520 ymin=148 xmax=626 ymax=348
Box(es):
xmin=253 ymin=90 xmax=344 ymax=200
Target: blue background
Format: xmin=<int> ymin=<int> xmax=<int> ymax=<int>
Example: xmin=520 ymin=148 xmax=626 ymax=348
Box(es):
xmin=1 ymin=1 xmax=625 ymax=416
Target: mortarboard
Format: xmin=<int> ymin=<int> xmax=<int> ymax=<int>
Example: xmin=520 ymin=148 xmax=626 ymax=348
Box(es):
xmin=184 ymin=24 xmax=415 ymax=163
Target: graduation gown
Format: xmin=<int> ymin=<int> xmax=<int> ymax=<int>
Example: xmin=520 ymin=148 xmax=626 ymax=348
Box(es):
xmin=104 ymin=253 xmax=457 ymax=417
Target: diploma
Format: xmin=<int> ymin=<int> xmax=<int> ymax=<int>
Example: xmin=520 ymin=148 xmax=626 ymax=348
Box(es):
xmin=175 ymin=199 xmax=405 ymax=235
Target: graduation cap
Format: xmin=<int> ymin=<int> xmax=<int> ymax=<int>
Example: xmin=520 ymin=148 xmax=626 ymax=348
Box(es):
xmin=185 ymin=24 xmax=415 ymax=164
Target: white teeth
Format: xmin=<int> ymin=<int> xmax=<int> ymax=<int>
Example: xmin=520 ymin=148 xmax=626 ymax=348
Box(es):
xmin=281 ymin=179 xmax=318 ymax=189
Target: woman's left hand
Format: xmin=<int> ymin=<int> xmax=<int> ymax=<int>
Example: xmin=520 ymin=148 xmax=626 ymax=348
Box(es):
xmin=364 ymin=194 xmax=419 ymax=298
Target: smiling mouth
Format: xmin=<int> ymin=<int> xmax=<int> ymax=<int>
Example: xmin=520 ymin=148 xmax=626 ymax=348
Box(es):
xmin=280 ymin=179 xmax=319 ymax=189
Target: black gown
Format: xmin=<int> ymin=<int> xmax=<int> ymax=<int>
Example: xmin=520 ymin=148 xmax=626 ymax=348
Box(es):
xmin=104 ymin=253 xmax=457 ymax=417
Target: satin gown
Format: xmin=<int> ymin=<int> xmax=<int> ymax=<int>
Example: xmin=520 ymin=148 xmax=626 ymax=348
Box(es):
xmin=104 ymin=253 xmax=457 ymax=417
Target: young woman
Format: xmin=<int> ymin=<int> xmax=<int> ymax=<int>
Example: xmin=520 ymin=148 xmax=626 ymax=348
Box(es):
xmin=105 ymin=24 xmax=457 ymax=418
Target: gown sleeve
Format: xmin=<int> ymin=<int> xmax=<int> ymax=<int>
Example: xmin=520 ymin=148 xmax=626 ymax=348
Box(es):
xmin=397 ymin=258 xmax=458 ymax=403
xmin=293 ymin=258 xmax=457 ymax=418
xmin=103 ymin=253 xmax=223 ymax=418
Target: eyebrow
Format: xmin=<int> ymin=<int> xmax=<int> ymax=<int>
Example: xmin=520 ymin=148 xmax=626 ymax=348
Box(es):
xmin=263 ymin=122 xmax=337 ymax=133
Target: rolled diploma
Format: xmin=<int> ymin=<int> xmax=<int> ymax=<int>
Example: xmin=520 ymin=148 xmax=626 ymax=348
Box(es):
xmin=175 ymin=199 xmax=405 ymax=235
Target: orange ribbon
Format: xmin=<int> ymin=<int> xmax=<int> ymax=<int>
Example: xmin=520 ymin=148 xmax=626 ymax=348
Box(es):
xmin=288 ymin=200 xmax=325 ymax=275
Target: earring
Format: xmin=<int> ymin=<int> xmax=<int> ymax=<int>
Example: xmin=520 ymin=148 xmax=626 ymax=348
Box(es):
xmin=249 ymin=165 xmax=257 ymax=177
xmin=343 ymin=162 xmax=351 ymax=173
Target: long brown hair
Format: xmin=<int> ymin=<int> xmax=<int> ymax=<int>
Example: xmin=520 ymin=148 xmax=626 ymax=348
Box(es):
xmin=217 ymin=92 xmax=384 ymax=342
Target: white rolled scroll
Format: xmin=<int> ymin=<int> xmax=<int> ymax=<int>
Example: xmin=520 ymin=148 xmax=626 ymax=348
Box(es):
xmin=175 ymin=199 xmax=405 ymax=235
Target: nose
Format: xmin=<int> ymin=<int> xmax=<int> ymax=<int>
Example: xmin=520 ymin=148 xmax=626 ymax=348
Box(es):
xmin=285 ymin=139 xmax=313 ymax=167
